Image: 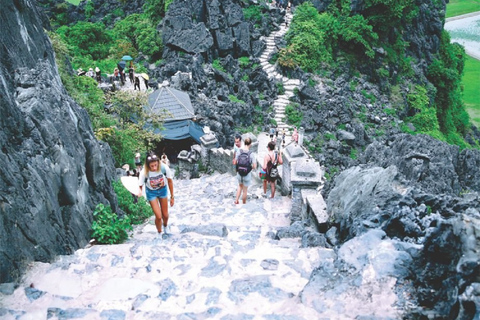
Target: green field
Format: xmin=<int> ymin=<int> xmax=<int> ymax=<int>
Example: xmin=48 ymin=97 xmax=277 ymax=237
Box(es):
xmin=463 ymin=55 xmax=480 ymax=127
xmin=66 ymin=0 xmax=81 ymax=5
xmin=446 ymin=1 xmax=480 ymax=127
xmin=446 ymin=0 xmax=480 ymax=18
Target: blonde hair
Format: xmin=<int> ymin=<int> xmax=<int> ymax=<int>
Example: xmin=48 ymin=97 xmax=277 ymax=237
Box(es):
xmin=144 ymin=154 xmax=161 ymax=176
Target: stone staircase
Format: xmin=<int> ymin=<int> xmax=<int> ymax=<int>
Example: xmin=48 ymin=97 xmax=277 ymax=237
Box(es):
xmin=259 ymin=11 xmax=300 ymax=145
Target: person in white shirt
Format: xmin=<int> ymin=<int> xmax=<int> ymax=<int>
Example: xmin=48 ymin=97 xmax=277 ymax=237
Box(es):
xmin=138 ymin=152 xmax=175 ymax=238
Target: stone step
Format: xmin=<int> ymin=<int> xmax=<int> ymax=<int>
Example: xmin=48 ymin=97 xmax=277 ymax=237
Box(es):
xmin=285 ymin=79 xmax=301 ymax=86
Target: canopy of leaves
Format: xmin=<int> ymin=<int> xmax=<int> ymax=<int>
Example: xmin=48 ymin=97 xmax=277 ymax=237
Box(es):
xmin=279 ymin=2 xmax=379 ymax=71
xmin=57 ymin=21 xmax=114 ymax=61
xmin=112 ymin=14 xmax=163 ymax=58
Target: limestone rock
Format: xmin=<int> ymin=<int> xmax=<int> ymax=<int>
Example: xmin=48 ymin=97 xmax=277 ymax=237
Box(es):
xmin=0 ymin=0 xmax=117 ymax=283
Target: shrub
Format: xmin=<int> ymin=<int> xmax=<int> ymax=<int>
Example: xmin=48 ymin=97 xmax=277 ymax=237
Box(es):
xmin=285 ymin=103 xmax=303 ymax=127
xmin=228 ymin=95 xmax=245 ymax=104
xmin=91 ymin=204 xmax=132 ymax=244
xmin=238 ymin=56 xmax=250 ymax=68
xmin=212 ymin=59 xmax=226 ymax=72
xmin=113 ymin=180 xmax=152 ymax=225
xmin=56 ymin=22 xmax=114 ymax=61
xmin=243 ymin=5 xmax=263 ymax=24
xmin=112 ymin=14 xmax=163 ymax=58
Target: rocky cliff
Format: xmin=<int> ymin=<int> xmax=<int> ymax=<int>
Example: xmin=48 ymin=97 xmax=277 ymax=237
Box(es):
xmin=0 ymin=0 xmax=118 ymax=283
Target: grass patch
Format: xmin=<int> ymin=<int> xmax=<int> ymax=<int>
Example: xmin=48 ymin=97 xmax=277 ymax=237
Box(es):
xmin=463 ymin=55 xmax=480 ymax=127
xmin=446 ymin=0 xmax=480 ymax=18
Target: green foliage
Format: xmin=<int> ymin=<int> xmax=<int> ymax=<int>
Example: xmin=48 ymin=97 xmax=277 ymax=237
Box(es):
xmin=165 ymin=0 xmax=174 ymax=12
xmin=324 ymin=132 xmax=336 ymax=141
xmin=349 ymin=80 xmax=358 ymax=91
xmin=91 ymin=204 xmax=132 ymax=244
xmin=57 ymin=22 xmax=114 ymax=61
xmin=238 ymin=56 xmax=250 ymax=68
xmin=384 ymin=107 xmax=396 ymax=116
xmin=427 ymin=31 xmax=469 ymax=145
xmin=243 ymin=5 xmax=263 ymax=24
xmin=84 ymin=2 xmax=95 ymax=19
xmin=350 ymin=148 xmax=358 ymax=160
xmin=361 ymin=89 xmax=377 ymax=103
xmin=113 ymin=14 xmax=163 ymax=58
xmin=241 ymin=74 xmax=249 ymax=81
xmin=324 ymin=166 xmax=339 ymax=181
xmin=337 ymin=14 xmax=378 ymax=59
xmin=285 ymin=103 xmax=303 ymax=128
xmin=144 ymin=0 xmax=166 ymax=24
xmin=228 ymin=95 xmax=245 ymax=104
xmin=276 ymin=82 xmax=285 ymax=95
xmin=103 ymin=90 xmax=165 ymax=165
xmin=212 ymin=59 xmax=226 ymax=72
xmin=113 ymin=181 xmax=152 ymax=225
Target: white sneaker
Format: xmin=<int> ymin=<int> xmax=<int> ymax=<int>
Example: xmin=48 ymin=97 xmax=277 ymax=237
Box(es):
xmin=163 ymin=225 xmax=171 ymax=235
xmin=154 ymin=232 xmax=162 ymax=244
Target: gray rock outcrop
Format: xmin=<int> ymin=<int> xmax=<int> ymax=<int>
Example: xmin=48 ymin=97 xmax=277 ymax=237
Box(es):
xmin=0 ymin=0 xmax=118 ymax=282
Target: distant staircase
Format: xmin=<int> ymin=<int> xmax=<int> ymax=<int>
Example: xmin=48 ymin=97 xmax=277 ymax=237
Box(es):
xmin=259 ymin=10 xmax=300 ymax=145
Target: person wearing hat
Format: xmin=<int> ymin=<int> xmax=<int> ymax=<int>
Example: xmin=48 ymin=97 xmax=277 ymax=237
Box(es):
xmin=95 ymin=67 xmax=101 ymax=82
xmin=77 ymin=68 xmax=86 ymax=76
xmin=86 ymin=68 xmax=94 ymax=78
xmin=138 ymin=151 xmax=175 ymax=239
xmin=134 ymin=152 xmax=142 ymax=171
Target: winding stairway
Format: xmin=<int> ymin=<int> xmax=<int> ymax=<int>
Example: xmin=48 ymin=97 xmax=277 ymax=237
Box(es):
xmin=259 ymin=10 xmax=300 ymax=145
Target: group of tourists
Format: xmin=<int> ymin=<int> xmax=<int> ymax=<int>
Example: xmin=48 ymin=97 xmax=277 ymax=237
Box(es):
xmin=113 ymin=66 xmax=148 ymax=90
xmin=77 ymin=67 xmax=102 ymax=82
xmin=271 ymin=0 xmax=292 ymax=10
xmin=126 ymin=130 xmax=295 ymax=240
xmin=233 ymin=134 xmax=284 ymax=204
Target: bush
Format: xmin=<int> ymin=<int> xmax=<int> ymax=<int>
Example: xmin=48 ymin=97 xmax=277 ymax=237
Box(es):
xmin=212 ymin=59 xmax=226 ymax=72
xmin=243 ymin=5 xmax=263 ymax=25
xmin=56 ymin=22 xmax=114 ymax=61
xmin=113 ymin=180 xmax=152 ymax=225
xmin=238 ymin=56 xmax=250 ymax=68
xmin=285 ymin=103 xmax=303 ymax=127
xmin=91 ymin=204 xmax=132 ymax=244
xmin=112 ymin=14 xmax=163 ymax=58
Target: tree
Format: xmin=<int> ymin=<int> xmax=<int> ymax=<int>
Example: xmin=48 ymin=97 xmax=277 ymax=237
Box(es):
xmin=56 ymin=22 xmax=114 ymax=61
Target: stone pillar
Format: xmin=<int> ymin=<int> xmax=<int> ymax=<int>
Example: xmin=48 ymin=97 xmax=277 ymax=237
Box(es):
xmin=200 ymin=132 xmax=218 ymax=167
xmin=177 ymin=150 xmax=195 ymax=179
xmin=280 ymin=144 xmax=307 ymax=196
xmin=298 ymin=126 xmax=305 ymax=146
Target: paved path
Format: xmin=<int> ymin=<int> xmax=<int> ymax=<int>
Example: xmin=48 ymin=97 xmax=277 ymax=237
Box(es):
xmin=1 ymin=173 xmax=327 ymax=319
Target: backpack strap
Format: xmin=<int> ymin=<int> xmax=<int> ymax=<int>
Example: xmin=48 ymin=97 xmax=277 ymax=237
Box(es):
xmin=271 ymin=152 xmax=277 ymax=166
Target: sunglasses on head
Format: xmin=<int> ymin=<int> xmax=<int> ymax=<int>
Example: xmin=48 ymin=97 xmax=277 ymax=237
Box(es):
xmin=147 ymin=155 xmax=158 ymax=161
